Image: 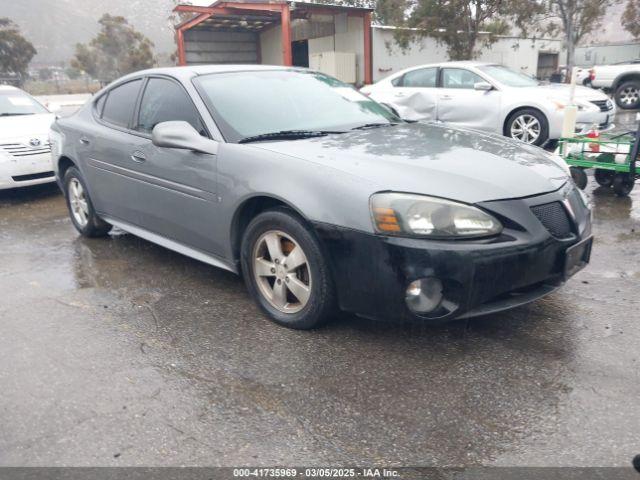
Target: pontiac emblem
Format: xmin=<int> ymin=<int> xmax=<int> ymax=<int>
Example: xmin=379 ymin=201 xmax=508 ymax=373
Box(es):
xmin=29 ymin=138 xmax=42 ymax=147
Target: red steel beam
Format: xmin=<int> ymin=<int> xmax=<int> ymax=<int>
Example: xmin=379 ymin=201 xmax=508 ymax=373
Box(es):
xmin=177 ymin=12 xmax=213 ymax=32
xmin=281 ymin=3 xmax=292 ymax=66
xmin=176 ymin=28 xmax=187 ymax=66
xmin=219 ymin=2 xmax=284 ymax=12
xmin=363 ymin=12 xmax=372 ymax=85
xmin=174 ymin=5 xmax=216 ymax=13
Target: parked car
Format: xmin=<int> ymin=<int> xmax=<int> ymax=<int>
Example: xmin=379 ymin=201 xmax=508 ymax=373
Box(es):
xmin=361 ymin=62 xmax=615 ymax=147
xmin=589 ymin=61 xmax=640 ymax=109
xmin=0 ymin=85 xmax=58 ymax=190
xmin=50 ymin=66 xmax=592 ymax=329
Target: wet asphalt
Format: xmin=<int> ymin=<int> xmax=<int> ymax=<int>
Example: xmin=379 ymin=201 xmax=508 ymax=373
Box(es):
xmin=0 ymin=112 xmax=639 ymax=468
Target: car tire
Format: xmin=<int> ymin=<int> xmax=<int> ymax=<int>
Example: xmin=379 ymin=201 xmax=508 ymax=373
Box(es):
xmin=594 ymin=169 xmax=615 ymax=188
xmin=240 ymin=207 xmax=337 ymax=329
xmin=63 ymin=166 xmax=112 ymax=237
xmin=614 ymin=80 xmax=640 ymax=110
xmin=612 ymin=173 xmax=635 ymax=197
xmin=570 ymin=167 xmax=588 ymax=190
xmin=505 ymin=108 xmax=549 ymax=147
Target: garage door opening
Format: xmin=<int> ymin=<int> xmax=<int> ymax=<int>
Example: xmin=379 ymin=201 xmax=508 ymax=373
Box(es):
xmin=537 ymin=52 xmax=559 ymax=81
xmin=292 ymin=40 xmax=309 ymax=68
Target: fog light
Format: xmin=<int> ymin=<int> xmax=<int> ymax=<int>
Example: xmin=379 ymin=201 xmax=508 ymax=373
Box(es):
xmin=405 ymin=277 xmax=443 ymax=313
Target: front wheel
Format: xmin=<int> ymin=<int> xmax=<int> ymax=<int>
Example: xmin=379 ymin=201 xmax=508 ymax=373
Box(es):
xmin=612 ymin=173 xmax=635 ymax=197
xmin=594 ymin=169 xmax=615 ymax=188
xmin=240 ymin=208 xmax=337 ymax=329
xmin=63 ymin=166 xmax=111 ymax=237
xmin=570 ymin=167 xmax=588 ymax=190
xmin=506 ymin=109 xmax=549 ymax=147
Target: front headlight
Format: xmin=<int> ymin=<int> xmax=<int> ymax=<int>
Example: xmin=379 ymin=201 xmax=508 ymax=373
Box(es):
xmin=370 ymin=193 xmax=503 ymax=239
xmin=549 ymin=98 xmax=589 ymax=111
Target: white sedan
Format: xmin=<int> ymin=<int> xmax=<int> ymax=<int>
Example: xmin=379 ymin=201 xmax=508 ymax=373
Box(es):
xmin=361 ymin=61 xmax=615 ymax=147
xmin=0 ymin=85 xmax=57 ymax=190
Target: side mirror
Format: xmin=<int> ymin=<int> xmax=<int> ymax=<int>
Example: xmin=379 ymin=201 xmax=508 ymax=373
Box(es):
xmin=474 ymin=81 xmax=493 ymax=91
xmin=152 ymin=121 xmax=218 ymax=155
xmin=48 ymin=103 xmax=61 ymax=113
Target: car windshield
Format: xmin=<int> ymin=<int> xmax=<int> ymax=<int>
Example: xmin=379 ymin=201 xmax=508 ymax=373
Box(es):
xmin=194 ymin=70 xmax=398 ymax=142
xmin=478 ymin=65 xmax=540 ymax=87
xmin=0 ymin=90 xmax=49 ymax=116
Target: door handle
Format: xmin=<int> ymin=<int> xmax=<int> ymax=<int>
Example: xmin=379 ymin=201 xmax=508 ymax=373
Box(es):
xmin=439 ymin=95 xmax=453 ymax=100
xmin=79 ymin=137 xmax=91 ymax=145
xmin=394 ymin=92 xmax=406 ymax=97
xmin=130 ymin=151 xmax=146 ymax=163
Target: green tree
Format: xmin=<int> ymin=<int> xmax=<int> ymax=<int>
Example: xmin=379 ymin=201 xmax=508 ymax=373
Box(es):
xmin=375 ymin=0 xmax=522 ymax=61
xmin=71 ymin=14 xmax=155 ymax=83
xmin=509 ymin=0 xmax=617 ymax=78
xmin=65 ymin=66 xmax=82 ymax=80
xmin=0 ymin=18 xmax=37 ymax=84
xmin=541 ymin=0 xmax=617 ymax=77
xmin=622 ymin=0 xmax=640 ymax=40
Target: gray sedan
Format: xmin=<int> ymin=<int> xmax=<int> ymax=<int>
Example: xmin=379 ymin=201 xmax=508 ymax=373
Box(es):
xmin=50 ymin=65 xmax=592 ymax=329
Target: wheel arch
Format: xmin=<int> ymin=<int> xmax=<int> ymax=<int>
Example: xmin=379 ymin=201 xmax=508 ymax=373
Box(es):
xmin=612 ymin=72 xmax=640 ymax=92
xmin=230 ymin=194 xmax=312 ymax=268
xmin=57 ymin=155 xmax=78 ymax=192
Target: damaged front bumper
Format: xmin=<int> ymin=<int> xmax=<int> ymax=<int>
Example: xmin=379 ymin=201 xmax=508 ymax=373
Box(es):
xmin=315 ymin=184 xmax=592 ymax=324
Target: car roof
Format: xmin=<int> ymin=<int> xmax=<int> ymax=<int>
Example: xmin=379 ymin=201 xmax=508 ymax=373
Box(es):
xmin=390 ymin=61 xmax=494 ymax=77
xmin=117 ymin=64 xmax=302 ymax=83
xmin=0 ymin=85 xmax=19 ymax=92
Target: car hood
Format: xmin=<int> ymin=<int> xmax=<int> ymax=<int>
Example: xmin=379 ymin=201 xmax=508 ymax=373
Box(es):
xmin=0 ymin=113 xmax=55 ymax=142
xmin=516 ymin=84 xmax=609 ymax=102
xmin=250 ymin=122 xmax=569 ymax=204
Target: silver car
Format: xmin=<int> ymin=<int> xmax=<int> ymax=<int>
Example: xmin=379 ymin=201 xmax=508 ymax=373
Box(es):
xmin=50 ymin=65 xmax=593 ymax=329
xmin=361 ymin=62 xmax=615 ymax=147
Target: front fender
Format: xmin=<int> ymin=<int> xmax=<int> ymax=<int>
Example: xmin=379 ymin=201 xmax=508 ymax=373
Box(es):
xmin=215 ymin=143 xmax=380 ymax=260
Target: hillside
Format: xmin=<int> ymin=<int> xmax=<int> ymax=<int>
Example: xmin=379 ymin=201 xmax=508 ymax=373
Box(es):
xmin=0 ymin=0 xmax=184 ymax=64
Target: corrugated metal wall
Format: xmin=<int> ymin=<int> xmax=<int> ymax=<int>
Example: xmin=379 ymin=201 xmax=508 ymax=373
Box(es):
xmin=184 ymin=30 xmax=259 ymax=65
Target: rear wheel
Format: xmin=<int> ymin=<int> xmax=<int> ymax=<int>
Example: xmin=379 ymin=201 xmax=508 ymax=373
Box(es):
xmin=240 ymin=208 xmax=336 ymax=329
xmin=615 ymin=80 xmax=640 ymax=110
xmin=570 ymin=167 xmax=588 ymax=190
xmin=612 ymin=173 xmax=635 ymax=196
xmin=63 ymin=166 xmax=111 ymax=237
xmin=594 ymin=169 xmax=615 ymax=188
xmin=506 ymin=109 xmax=549 ymax=147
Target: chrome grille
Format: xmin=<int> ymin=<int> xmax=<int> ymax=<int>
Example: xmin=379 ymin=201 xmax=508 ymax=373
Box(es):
xmin=0 ymin=142 xmax=51 ymax=157
xmin=590 ymin=99 xmax=614 ymax=112
xmin=531 ymin=202 xmax=573 ymax=239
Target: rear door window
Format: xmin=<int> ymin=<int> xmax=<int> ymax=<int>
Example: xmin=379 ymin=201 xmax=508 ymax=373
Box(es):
xmin=398 ymin=68 xmax=438 ymax=88
xmin=136 ymin=77 xmax=206 ymax=136
xmin=101 ymin=79 xmax=142 ymax=128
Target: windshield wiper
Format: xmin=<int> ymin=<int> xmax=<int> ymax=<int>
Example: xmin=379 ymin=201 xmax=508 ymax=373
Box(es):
xmin=0 ymin=113 xmax=34 ymax=117
xmin=351 ymin=122 xmax=399 ymax=131
xmin=239 ymin=129 xmax=344 ymax=144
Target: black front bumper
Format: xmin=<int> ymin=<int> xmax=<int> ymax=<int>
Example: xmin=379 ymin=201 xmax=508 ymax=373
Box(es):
xmin=315 ymin=185 xmax=592 ymax=323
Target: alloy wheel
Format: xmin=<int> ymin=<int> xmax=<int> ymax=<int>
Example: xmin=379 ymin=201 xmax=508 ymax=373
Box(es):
xmin=620 ymin=86 xmax=639 ymax=107
xmin=68 ymin=178 xmax=89 ymax=227
xmin=510 ymin=114 xmax=541 ymax=144
xmin=252 ymin=230 xmax=312 ymax=314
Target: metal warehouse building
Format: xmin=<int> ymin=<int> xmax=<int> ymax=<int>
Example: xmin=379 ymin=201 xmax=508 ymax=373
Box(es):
xmin=175 ymin=1 xmax=564 ymax=85
xmin=175 ymin=1 xmax=374 ymax=84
